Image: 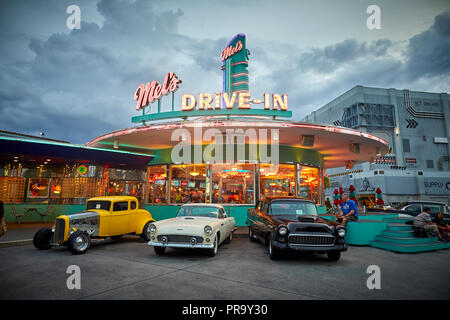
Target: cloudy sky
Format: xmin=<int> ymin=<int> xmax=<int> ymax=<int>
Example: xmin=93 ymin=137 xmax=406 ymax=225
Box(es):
xmin=0 ymin=0 xmax=449 ymax=144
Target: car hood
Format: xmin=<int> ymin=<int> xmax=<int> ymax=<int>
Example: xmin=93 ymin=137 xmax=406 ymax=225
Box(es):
xmin=272 ymin=215 xmax=318 ymax=224
xmin=155 ymin=216 xmax=219 ymax=235
xmin=272 ymin=215 xmax=334 ymax=234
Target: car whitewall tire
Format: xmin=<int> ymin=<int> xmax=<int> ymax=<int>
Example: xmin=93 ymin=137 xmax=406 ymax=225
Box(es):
xmin=209 ymin=235 xmax=218 ymax=257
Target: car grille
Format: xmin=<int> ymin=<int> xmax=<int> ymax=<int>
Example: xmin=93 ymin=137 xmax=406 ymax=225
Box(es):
xmin=289 ymin=233 xmax=334 ymax=246
xmin=54 ymin=218 xmax=66 ymax=242
xmin=157 ymin=235 xmax=204 ymax=243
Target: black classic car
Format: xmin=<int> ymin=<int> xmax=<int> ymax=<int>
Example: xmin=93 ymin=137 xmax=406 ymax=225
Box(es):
xmin=246 ymin=197 xmax=347 ymax=261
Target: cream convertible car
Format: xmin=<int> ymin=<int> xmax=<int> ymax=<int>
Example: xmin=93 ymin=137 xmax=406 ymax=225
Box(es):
xmin=147 ymin=204 xmax=236 ymax=256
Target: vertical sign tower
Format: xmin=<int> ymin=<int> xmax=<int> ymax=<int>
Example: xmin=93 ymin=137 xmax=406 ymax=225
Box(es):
xmin=221 ymin=34 xmax=250 ymax=108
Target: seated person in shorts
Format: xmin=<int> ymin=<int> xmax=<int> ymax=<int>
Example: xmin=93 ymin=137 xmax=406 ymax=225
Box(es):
xmin=434 ymin=212 xmax=449 ymax=241
xmin=413 ymin=207 xmax=443 ymax=241
xmin=337 ymin=193 xmax=358 ymax=227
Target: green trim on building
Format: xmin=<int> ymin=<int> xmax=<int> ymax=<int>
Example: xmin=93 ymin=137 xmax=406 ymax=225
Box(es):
xmin=132 ymin=109 xmax=292 ymax=123
xmin=149 ymin=145 xmax=323 ymax=167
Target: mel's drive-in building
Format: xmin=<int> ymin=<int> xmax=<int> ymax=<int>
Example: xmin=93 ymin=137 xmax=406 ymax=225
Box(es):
xmin=1 ymin=34 xmax=393 ymax=226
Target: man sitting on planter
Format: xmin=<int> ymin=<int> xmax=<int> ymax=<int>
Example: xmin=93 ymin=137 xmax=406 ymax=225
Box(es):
xmin=413 ymin=207 xmax=443 ymax=240
xmin=337 ymin=193 xmax=358 ymax=227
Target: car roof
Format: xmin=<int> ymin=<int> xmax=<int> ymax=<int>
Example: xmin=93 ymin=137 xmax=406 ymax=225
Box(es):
xmin=180 ymin=203 xmax=225 ymax=209
xmin=87 ymin=196 xmax=138 ymax=202
xmin=404 ymin=201 xmax=447 ymax=205
xmin=265 ymin=196 xmax=314 ymax=203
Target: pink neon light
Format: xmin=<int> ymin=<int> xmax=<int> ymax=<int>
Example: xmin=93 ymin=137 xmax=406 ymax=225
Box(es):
xmin=232 ymin=73 xmax=249 ymax=78
xmin=232 ymin=81 xmax=249 ymax=86
xmin=221 ymin=40 xmax=243 ymax=61
xmin=87 ymin=120 xmax=388 ymax=147
xmin=134 ymin=72 xmax=181 ymax=110
xmin=231 ymin=61 xmax=248 ymax=66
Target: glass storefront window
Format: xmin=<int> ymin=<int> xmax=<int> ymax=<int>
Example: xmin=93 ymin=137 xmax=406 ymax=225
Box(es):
xmin=108 ymin=180 xmax=124 ymax=196
xmin=147 ymin=165 xmax=168 ymax=204
xmin=124 ymin=181 xmax=144 ymax=205
xmin=298 ymin=166 xmax=320 ymax=202
xmin=27 ymin=178 xmax=50 ymax=198
xmin=50 ymin=178 xmax=62 ymax=198
xmin=211 ymin=163 xmax=254 ymax=204
xmin=259 ymin=163 xmax=295 ymax=198
xmin=170 ymin=164 xmax=206 ymax=203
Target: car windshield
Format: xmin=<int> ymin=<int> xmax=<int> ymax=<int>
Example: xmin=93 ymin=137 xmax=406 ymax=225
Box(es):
xmin=86 ymin=200 xmax=111 ymax=211
xmin=177 ymin=206 xmax=220 ymax=218
xmin=269 ymin=200 xmax=317 ymax=216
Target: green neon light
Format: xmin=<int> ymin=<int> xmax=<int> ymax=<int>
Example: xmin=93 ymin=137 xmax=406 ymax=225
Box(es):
xmin=132 ymin=109 xmax=292 ymax=123
xmin=0 ymin=136 xmax=153 ymax=158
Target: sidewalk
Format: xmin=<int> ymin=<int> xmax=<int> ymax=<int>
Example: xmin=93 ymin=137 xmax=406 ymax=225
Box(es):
xmin=0 ymin=223 xmax=249 ymax=248
xmin=0 ymin=222 xmax=53 ymax=248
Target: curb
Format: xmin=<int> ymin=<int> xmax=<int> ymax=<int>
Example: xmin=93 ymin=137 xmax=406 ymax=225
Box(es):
xmin=0 ymin=239 xmax=33 ymax=248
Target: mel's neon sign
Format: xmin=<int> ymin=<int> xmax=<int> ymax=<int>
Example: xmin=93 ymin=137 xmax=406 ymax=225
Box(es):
xmin=221 ymin=40 xmax=243 ymax=61
xmin=181 ymin=92 xmax=288 ymax=111
xmin=134 ymin=72 xmax=182 ymax=110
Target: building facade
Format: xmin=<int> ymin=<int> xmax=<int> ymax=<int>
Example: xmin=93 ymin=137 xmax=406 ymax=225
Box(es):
xmin=302 ymin=85 xmax=450 ymax=206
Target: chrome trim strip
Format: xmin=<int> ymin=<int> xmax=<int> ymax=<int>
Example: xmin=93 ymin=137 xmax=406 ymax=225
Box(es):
xmin=288 ymin=233 xmax=335 ymax=247
xmin=147 ymin=241 xmax=214 ymax=249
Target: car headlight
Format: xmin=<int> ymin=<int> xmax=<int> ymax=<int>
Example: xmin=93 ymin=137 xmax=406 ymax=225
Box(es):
xmin=338 ymin=228 xmax=346 ymax=237
xmin=149 ymin=224 xmax=156 ymax=233
xmin=204 ymin=225 xmax=212 ymax=235
xmin=278 ymin=226 xmax=288 ymax=236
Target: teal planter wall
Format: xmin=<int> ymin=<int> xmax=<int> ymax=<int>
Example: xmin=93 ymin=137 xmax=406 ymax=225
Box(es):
xmin=4 ymin=204 xmax=85 ymax=223
xmin=3 ymin=203 xmax=252 ymax=226
xmin=144 ymin=205 xmax=180 ymax=221
xmin=145 ymin=205 xmax=251 ymax=226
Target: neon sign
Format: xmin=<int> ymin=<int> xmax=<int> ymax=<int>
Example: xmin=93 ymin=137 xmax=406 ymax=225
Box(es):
xmin=181 ymin=92 xmax=288 ymax=111
xmin=221 ymin=40 xmax=243 ymax=61
xmin=134 ymin=72 xmax=182 ymax=111
xmin=77 ymin=165 xmax=88 ymax=175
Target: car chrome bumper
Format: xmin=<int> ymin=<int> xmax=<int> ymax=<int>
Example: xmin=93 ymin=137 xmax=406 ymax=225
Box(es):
xmin=148 ymin=241 xmax=214 ymax=249
xmin=272 ymin=241 xmax=347 ymax=252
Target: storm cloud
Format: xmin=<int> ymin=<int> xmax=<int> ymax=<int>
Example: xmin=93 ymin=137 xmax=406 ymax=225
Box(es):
xmin=0 ymin=1 xmax=449 ymax=143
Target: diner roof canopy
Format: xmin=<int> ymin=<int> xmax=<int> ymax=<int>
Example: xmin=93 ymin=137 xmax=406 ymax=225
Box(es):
xmin=0 ymin=135 xmax=154 ymax=169
xmin=87 ymin=118 xmax=389 ymax=168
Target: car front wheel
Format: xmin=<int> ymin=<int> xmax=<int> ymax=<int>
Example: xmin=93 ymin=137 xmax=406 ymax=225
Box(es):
xmin=68 ymin=231 xmax=91 ymax=254
xmin=327 ymin=251 xmax=341 ymax=261
xmin=33 ymin=227 xmax=53 ymax=250
xmin=208 ymin=235 xmax=218 ymax=257
xmin=249 ymin=227 xmax=258 ymax=242
xmin=154 ymin=246 xmax=166 ymax=255
xmin=268 ymin=234 xmax=281 ymax=260
xmin=141 ymin=222 xmax=152 ymax=242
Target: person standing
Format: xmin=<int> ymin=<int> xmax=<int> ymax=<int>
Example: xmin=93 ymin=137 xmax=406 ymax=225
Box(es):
xmin=0 ymin=200 xmax=6 ymax=238
xmin=324 ymin=197 xmax=332 ymax=213
xmin=337 ymin=193 xmax=358 ymax=227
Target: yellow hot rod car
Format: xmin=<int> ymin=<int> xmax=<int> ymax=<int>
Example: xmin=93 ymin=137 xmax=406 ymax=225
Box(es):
xmin=33 ymin=196 xmax=155 ymax=254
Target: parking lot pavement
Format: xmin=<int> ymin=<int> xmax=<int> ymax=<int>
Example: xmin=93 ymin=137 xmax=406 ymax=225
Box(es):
xmin=0 ymin=236 xmax=449 ymax=300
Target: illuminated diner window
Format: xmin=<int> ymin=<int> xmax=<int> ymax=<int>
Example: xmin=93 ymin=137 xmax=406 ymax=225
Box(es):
xmin=211 ymin=163 xmax=255 ymax=205
xmin=50 ymin=178 xmax=62 ymax=199
xmin=27 ymin=178 xmax=50 ymax=198
xmin=298 ymin=166 xmax=320 ymax=202
xmin=170 ymin=164 xmax=206 ymax=204
xmin=124 ymin=181 xmax=144 ymax=205
xmin=147 ymin=165 xmax=168 ymax=204
xmin=108 ymin=180 xmax=124 ymax=196
xmin=259 ymin=163 xmax=295 ymax=199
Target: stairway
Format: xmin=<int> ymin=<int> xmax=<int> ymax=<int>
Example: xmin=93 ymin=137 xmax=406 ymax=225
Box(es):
xmin=369 ymin=217 xmax=450 ymax=253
